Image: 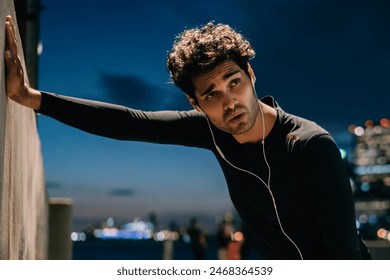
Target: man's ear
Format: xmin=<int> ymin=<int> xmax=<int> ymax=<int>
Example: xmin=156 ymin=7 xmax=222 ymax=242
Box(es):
xmin=185 ymin=93 xmax=203 ymax=112
xmin=247 ymin=62 xmax=256 ymax=85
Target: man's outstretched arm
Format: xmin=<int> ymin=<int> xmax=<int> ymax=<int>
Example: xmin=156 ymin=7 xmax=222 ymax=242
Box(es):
xmin=4 ymin=15 xmax=41 ymax=110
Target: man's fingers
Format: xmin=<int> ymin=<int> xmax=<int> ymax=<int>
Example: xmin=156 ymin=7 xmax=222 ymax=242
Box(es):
xmin=4 ymin=50 xmax=16 ymax=71
xmin=5 ymin=51 xmax=24 ymax=81
xmin=4 ymin=49 xmax=12 ymax=61
xmin=4 ymin=16 xmax=22 ymax=75
xmin=5 ymin=16 xmax=18 ymax=57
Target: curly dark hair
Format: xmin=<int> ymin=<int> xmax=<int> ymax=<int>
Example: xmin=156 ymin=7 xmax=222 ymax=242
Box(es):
xmin=166 ymin=22 xmax=256 ymax=98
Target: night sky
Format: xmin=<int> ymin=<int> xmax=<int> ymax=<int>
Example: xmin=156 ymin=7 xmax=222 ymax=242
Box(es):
xmin=35 ymin=0 xmax=389 ymax=231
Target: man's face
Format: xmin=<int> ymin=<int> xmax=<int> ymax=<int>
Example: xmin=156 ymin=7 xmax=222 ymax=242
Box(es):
xmin=188 ymin=60 xmax=259 ymax=136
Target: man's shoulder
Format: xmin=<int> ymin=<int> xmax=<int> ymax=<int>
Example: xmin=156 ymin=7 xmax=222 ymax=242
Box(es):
xmin=284 ymin=112 xmax=330 ymax=143
xmin=262 ymin=95 xmax=335 ymax=149
xmin=277 ymin=110 xmax=337 ymax=160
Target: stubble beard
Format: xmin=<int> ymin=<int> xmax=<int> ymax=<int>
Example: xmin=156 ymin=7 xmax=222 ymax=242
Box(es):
xmin=212 ymin=93 xmax=260 ymax=135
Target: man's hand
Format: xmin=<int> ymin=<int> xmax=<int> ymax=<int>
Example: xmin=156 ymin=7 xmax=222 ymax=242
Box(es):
xmin=4 ymin=15 xmax=41 ymax=110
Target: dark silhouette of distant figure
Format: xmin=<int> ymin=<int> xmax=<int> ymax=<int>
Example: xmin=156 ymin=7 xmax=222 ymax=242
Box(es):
xmin=187 ymin=218 xmax=207 ymax=260
xmin=217 ymin=220 xmax=232 ymax=259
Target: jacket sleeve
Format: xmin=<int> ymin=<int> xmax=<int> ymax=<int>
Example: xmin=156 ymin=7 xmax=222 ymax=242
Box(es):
xmin=37 ymin=91 xmax=212 ymax=149
xmin=300 ymin=134 xmax=362 ymax=259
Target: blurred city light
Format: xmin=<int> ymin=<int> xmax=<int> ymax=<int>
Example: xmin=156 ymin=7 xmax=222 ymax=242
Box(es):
xmin=377 ymin=228 xmax=390 ymax=241
xmin=90 ymin=218 xmax=154 ymax=240
xmin=71 ymin=232 xmax=86 ymax=242
xmin=339 ymin=149 xmax=347 ymax=159
xmin=380 ymin=118 xmax=389 ymax=128
xmin=232 ymin=231 xmax=244 ymax=242
xmin=37 ymin=40 xmax=43 ymax=56
xmin=349 ymin=118 xmax=390 ymax=240
xmin=354 ymin=126 xmax=365 ymax=136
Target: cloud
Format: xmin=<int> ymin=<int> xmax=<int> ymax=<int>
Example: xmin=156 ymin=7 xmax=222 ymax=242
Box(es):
xmin=46 ymin=181 xmax=62 ymax=189
xmin=108 ymin=188 xmax=135 ymax=197
xmin=99 ymin=73 xmax=190 ymax=111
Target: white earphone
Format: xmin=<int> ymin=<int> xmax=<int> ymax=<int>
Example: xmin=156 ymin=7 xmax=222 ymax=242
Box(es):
xmin=196 ymin=105 xmax=203 ymax=113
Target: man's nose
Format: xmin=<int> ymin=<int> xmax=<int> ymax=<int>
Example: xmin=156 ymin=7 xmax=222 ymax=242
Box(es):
xmin=223 ymin=93 xmax=238 ymax=111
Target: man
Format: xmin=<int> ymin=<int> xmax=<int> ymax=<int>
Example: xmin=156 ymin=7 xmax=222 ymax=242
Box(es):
xmin=187 ymin=217 xmax=207 ymax=260
xmin=4 ymin=16 xmax=370 ymax=259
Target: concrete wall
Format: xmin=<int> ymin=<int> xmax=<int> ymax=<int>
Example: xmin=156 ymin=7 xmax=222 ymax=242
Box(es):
xmin=0 ymin=0 xmax=47 ymax=259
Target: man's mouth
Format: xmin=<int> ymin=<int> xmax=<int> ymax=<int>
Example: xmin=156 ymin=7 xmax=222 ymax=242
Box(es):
xmin=229 ymin=112 xmax=245 ymax=123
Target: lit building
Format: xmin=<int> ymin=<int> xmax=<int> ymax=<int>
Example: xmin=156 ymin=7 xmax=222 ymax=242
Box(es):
xmin=349 ymin=118 xmax=390 ymax=240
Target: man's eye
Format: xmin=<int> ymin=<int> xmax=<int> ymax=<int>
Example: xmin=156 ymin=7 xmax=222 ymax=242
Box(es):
xmin=206 ymin=92 xmax=217 ymax=99
xmin=231 ymin=78 xmax=240 ymax=86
